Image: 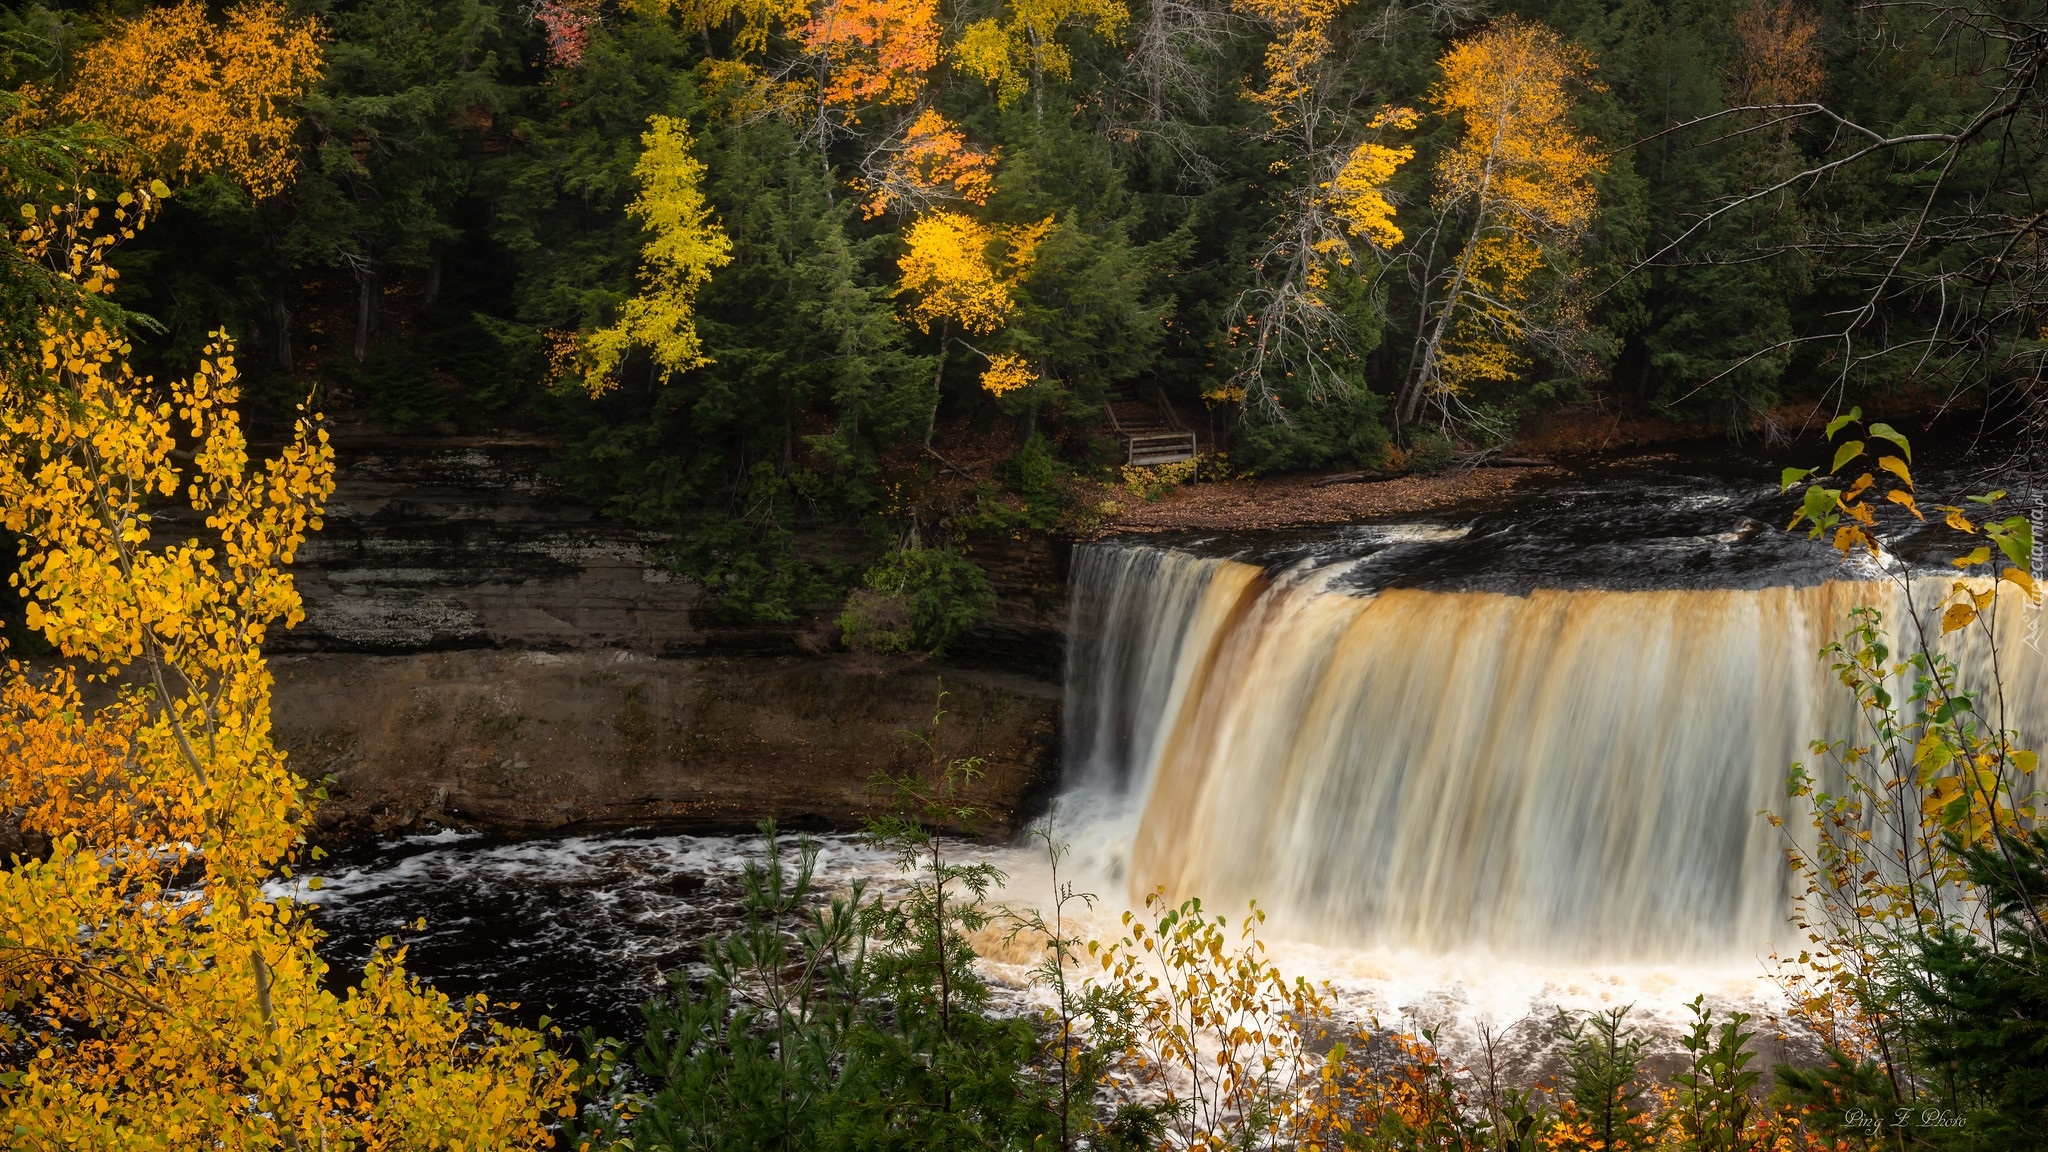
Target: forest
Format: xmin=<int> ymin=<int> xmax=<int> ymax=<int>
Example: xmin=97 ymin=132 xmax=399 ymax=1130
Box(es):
xmin=4 ymin=0 xmax=2041 ymax=631
xmin=1 ymin=0 xmax=2047 ymax=1148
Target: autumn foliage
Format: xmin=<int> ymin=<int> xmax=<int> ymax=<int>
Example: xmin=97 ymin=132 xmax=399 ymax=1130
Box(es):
xmin=956 ymin=0 xmax=1130 ymax=108
xmin=578 ymin=115 xmax=735 ymax=395
xmin=897 ymin=210 xmax=1051 ymax=396
xmin=897 ymin=210 xmax=1015 ymax=336
xmin=0 ymin=189 xmax=581 ymax=1146
xmin=1731 ymin=0 xmax=1825 ymax=107
xmin=804 ymin=0 xmax=942 ymax=110
xmin=57 ymin=1 xmax=322 ymax=199
xmin=1235 ymin=0 xmax=1346 ymax=120
xmin=857 ymin=108 xmax=998 ymax=219
xmin=534 ymin=0 xmax=603 ymax=68
xmin=1403 ymin=18 xmax=1604 ymax=427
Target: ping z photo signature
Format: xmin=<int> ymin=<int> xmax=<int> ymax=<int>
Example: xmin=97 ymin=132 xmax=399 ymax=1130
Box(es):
xmin=1845 ymin=1108 xmax=1967 ymax=1134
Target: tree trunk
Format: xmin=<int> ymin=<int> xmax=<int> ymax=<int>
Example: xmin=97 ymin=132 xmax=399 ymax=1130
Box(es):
xmin=781 ymin=390 xmax=794 ymax=473
xmin=272 ymin=296 xmax=293 ymax=373
xmin=354 ymin=262 xmax=381 ymax=363
xmin=423 ymin=248 xmax=443 ymax=308
xmin=925 ymin=321 xmax=948 ymax=448
xmin=1017 ymin=401 xmax=1038 ymax=444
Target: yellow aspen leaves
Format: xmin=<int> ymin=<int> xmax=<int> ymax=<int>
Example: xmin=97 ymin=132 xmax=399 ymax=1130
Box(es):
xmin=1327 ymin=109 xmax=1420 ymax=250
xmin=635 ymin=0 xmax=810 ymax=56
xmin=1408 ymin=18 xmax=1603 ymax=414
xmin=1433 ymin=19 xmax=1602 ymax=236
xmin=978 ymin=351 xmax=1035 ymax=396
xmin=1235 ymin=0 xmax=1345 ymax=121
xmin=897 ymin=210 xmax=1020 ymax=335
xmin=956 ymin=0 xmax=1129 ymax=108
xmin=0 ymin=190 xmax=579 ymax=1148
xmin=579 ymin=115 xmax=735 ymax=395
xmin=898 ymin=212 xmax=1049 ymax=397
xmin=57 ymin=1 xmax=322 ymax=199
xmin=698 ymin=58 xmax=816 ymax=120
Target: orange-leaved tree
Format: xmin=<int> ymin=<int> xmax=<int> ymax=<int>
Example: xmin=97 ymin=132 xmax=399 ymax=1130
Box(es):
xmin=804 ymin=0 xmax=943 ymax=112
xmin=854 ymin=108 xmax=998 ymax=219
xmin=0 ymin=187 xmax=584 ymax=1147
xmin=1399 ymin=17 xmax=1604 ymax=432
xmin=56 ymin=0 xmax=323 ymax=200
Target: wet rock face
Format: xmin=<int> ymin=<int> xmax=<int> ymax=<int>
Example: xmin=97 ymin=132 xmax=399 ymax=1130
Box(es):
xmin=279 ymin=649 xmax=1058 ymax=842
xmin=281 ymin=436 xmax=705 ymax=656
xmin=272 ymin=434 xmax=1063 ymax=843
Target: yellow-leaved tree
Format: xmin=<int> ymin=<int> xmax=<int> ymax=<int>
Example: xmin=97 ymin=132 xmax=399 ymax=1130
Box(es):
xmin=578 ymin=115 xmax=735 ymax=396
xmin=898 ymin=211 xmax=1016 ymax=337
xmin=631 ymin=0 xmax=810 ymax=56
xmin=1398 ymin=17 xmax=1604 ymax=432
xmin=0 ymin=188 xmax=584 ymax=1147
xmin=1091 ymin=889 xmax=1333 ymax=1151
xmin=1234 ymin=0 xmax=1344 ymax=117
xmin=896 ymin=210 xmax=1048 ymax=403
xmin=1224 ymin=0 xmax=1418 ymax=411
xmin=956 ymin=0 xmax=1129 ymax=111
xmin=56 ymin=0 xmax=322 ymax=200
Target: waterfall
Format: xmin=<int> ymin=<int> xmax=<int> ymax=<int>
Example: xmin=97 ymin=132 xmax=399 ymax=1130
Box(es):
xmin=1063 ymin=542 xmax=2048 ymax=964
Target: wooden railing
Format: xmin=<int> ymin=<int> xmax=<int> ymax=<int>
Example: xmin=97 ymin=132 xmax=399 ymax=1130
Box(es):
xmin=1109 ymin=390 xmax=1198 ymax=466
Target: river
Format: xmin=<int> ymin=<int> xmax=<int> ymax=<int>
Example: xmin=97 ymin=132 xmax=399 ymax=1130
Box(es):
xmin=299 ymin=441 xmax=2046 ymax=1069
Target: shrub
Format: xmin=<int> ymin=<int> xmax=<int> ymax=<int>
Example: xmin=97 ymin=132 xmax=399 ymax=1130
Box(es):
xmin=837 ymin=586 xmax=914 ymax=655
xmin=1231 ymin=384 xmax=1391 ymax=475
xmin=991 ymin=434 xmax=1073 ymax=528
xmin=1406 ymin=427 xmax=1459 ymax=473
xmin=839 ymin=545 xmax=994 ymax=656
xmin=1119 ymin=458 xmax=1196 ymax=501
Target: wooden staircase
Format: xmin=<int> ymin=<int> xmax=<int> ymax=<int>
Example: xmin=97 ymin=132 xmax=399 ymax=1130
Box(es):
xmin=1109 ymin=390 xmax=1197 ymax=466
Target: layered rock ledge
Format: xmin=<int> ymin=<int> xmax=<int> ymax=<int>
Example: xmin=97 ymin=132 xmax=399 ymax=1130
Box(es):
xmin=275 ymin=433 xmax=1064 ymax=843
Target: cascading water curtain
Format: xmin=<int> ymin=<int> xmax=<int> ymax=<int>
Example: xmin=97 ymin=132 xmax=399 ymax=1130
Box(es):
xmin=1061 ymin=543 xmax=2048 ymax=964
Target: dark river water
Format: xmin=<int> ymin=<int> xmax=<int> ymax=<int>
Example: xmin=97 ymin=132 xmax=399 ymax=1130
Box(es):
xmin=297 ymin=828 xmax=923 ymax=1041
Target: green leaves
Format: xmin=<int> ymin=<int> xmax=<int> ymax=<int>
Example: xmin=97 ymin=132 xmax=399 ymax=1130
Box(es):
xmin=1788 ymin=484 xmax=1841 ymax=537
xmin=1986 ymin=514 xmax=2035 ymax=569
xmin=1867 ymin=422 xmax=1911 ymax=461
xmin=1830 ymin=440 xmax=1863 ymax=475
xmin=1825 ymin=406 xmax=1862 ymax=439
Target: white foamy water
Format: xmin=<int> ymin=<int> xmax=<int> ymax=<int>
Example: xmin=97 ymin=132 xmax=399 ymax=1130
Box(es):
xmin=298 ymin=812 xmax=1807 ymax=1072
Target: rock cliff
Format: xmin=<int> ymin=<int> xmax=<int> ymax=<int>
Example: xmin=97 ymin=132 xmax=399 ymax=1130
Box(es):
xmin=273 ymin=433 xmax=1067 ymax=842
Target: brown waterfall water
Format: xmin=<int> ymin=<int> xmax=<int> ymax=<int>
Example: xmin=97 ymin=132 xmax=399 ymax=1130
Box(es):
xmin=1062 ymin=540 xmax=2048 ymax=970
